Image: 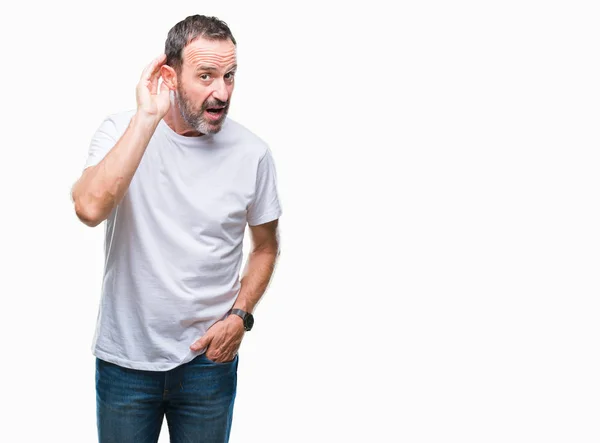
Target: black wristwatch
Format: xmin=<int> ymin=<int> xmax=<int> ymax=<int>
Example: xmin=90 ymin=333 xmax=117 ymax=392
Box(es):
xmin=229 ymin=308 xmax=254 ymax=331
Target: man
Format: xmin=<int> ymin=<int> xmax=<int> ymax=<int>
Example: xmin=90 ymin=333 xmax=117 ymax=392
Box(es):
xmin=71 ymin=15 xmax=282 ymax=443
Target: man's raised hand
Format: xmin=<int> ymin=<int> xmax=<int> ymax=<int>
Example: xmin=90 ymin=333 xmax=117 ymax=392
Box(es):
xmin=136 ymin=54 xmax=171 ymax=119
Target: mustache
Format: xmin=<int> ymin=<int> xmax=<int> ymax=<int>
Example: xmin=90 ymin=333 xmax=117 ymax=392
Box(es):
xmin=203 ymin=100 xmax=229 ymax=110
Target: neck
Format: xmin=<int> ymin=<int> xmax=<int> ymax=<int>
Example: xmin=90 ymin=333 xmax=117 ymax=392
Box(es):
xmin=163 ymin=99 xmax=206 ymax=137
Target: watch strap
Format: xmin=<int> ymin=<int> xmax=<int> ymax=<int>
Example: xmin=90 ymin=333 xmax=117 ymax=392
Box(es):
xmin=229 ymin=308 xmax=254 ymax=331
xmin=230 ymin=308 xmax=248 ymax=320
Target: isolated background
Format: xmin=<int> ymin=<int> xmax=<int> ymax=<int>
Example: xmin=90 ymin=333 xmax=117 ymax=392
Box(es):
xmin=0 ymin=0 xmax=598 ymax=442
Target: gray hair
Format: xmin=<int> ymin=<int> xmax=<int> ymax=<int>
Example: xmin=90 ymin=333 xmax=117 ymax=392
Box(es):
xmin=165 ymin=15 xmax=236 ymax=72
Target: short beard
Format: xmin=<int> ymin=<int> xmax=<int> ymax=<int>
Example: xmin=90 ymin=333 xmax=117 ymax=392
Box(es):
xmin=174 ymin=87 xmax=228 ymax=135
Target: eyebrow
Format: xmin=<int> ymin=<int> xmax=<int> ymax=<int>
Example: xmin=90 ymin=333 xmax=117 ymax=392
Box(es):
xmin=197 ymin=64 xmax=238 ymax=72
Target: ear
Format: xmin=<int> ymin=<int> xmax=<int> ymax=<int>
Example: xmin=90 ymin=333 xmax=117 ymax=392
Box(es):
xmin=160 ymin=65 xmax=178 ymax=90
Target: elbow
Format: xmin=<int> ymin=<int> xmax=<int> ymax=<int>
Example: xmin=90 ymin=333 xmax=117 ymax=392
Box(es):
xmin=75 ymin=205 xmax=104 ymax=227
xmin=73 ymin=198 xmax=106 ymax=227
xmin=71 ymin=172 xmax=112 ymax=227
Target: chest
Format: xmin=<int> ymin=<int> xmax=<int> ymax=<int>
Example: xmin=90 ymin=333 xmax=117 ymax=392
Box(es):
xmin=129 ymin=140 xmax=256 ymax=236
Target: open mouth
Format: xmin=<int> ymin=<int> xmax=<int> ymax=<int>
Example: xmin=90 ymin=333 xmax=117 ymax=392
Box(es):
xmin=204 ymin=106 xmax=226 ymax=121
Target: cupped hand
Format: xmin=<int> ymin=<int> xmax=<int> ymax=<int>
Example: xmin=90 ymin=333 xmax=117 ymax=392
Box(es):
xmin=136 ymin=54 xmax=171 ymax=119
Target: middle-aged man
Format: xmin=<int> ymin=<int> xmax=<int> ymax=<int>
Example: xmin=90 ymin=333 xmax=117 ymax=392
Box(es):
xmin=71 ymin=15 xmax=282 ymax=443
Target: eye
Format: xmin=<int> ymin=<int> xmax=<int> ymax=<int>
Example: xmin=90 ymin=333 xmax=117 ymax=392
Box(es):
xmin=225 ymin=72 xmax=236 ymax=80
xmin=199 ymin=74 xmax=211 ymax=81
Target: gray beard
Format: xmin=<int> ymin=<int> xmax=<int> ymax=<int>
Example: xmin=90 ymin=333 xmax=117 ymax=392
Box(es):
xmin=172 ymin=89 xmax=227 ymax=135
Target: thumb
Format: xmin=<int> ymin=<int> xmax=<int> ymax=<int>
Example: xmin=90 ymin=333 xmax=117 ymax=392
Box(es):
xmin=191 ymin=333 xmax=211 ymax=351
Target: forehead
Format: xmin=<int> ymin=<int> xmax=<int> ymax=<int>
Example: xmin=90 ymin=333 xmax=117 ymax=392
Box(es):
xmin=182 ymin=37 xmax=237 ymax=70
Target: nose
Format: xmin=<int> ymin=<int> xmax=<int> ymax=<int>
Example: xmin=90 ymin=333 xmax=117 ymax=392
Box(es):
xmin=211 ymin=77 xmax=229 ymax=103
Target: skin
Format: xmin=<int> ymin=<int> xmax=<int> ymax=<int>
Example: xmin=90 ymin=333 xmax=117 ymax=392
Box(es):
xmin=72 ymin=38 xmax=281 ymax=364
xmin=161 ymin=37 xmax=238 ymax=136
xmin=159 ymin=37 xmax=280 ymax=362
xmin=71 ymin=55 xmax=170 ymax=227
xmin=191 ymin=218 xmax=280 ymax=362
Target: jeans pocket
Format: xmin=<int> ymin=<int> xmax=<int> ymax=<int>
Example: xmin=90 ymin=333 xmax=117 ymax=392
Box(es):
xmin=203 ymin=352 xmax=238 ymax=365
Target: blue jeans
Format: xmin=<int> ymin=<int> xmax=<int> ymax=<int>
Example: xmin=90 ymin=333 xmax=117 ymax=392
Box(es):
xmin=96 ymin=353 xmax=239 ymax=443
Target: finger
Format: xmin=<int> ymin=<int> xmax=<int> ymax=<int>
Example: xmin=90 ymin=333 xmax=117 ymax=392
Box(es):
xmin=149 ymin=72 xmax=159 ymax=95
xmin=190 ymin=334 xmax=211 ymax=351
xmin=159 ymin=77 xmax=170 ymax=96
xmin=158 ymin=79 xmax=171 ymax=102
xmin=140 ymin=54 xmax=166 ymax=82
xmin=150 ymin=56 xmax=168 ymax=94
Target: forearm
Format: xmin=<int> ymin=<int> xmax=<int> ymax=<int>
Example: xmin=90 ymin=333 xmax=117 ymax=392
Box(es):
xmin=73 ymin=112 xmax=159 ymax=226
xmin=233 ymin=248 xmax=280 ymax=313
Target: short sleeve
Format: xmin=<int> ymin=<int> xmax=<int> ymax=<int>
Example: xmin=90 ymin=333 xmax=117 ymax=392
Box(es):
xmin=247 ymin=147 xmax=283 ymax=226
xmin=84 ymin=115 xmax=118 ymax=169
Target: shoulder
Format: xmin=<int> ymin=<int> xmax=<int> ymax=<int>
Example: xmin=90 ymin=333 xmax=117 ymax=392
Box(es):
xmin=220 ymin=117 xmax=271 ymax=160
xmin=99 ymin=109 xmax=136 ymax=138
xmin=107 ymin=109 xmax=136 ymax=128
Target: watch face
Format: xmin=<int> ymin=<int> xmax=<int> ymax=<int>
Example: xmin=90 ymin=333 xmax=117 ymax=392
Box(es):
xmin=245 ymin=314 xmax=254 ymax=330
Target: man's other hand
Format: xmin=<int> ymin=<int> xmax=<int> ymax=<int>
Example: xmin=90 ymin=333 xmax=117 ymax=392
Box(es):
xmin=190 ymin=315 xmax=245 ymax=363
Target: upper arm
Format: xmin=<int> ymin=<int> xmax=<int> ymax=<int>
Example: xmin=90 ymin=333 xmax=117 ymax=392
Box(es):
xmin=246 ymin=147 xmax=282 ymax=226
xmin=248 ymin=219 xmax=280 ymax=254
xmin=71 ymin=114 xmax=118 ymax=201
xmin=85 ymin=115 xmax=119 ymax=169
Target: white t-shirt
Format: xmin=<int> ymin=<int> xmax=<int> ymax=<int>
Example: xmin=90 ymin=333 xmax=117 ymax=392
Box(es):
xmin=84 ymin=110 xmax=282 ymax=371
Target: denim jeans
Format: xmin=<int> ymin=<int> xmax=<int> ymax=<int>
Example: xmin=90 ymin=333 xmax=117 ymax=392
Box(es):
xmin=96 ymin=353 xmax=238 ymax=443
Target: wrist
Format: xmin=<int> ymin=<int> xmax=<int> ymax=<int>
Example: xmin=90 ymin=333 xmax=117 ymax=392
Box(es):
xmin=228 ymin=308 xmax=255 ymax=331
xmin=231 ymin=299 xmax=252 ymax=313
xmin=227 ymin=313 xmax=244 ymax=325
xmin=133 ymin=110 xmax=162 ymax=128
